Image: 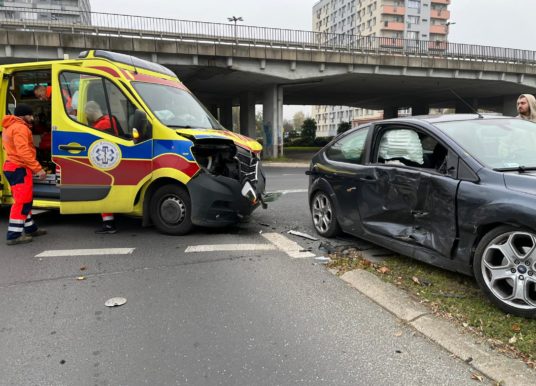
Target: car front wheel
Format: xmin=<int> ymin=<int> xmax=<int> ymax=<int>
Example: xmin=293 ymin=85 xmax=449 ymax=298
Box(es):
xmin=473 ymin=225 xmax=536 ymax=318
xmin=150 ymin=185 xmax=193 ymax=235
xmin=311 ymin=191 xmax=340 ymax=237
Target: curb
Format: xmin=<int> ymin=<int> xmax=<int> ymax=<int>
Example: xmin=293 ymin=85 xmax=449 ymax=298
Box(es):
xmin=340 ymin=269 xmax=536 ymax=385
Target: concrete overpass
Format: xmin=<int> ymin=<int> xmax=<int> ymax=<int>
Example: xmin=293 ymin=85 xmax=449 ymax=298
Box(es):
xmin=2 ymin=6 xmax=536 ymax=156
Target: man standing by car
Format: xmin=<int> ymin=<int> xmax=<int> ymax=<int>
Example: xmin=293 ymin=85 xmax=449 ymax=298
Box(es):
xmin=516 ymin=94 xmax=536 ymax=122
xmin=2 ymin=104 xmax=47 ymax=245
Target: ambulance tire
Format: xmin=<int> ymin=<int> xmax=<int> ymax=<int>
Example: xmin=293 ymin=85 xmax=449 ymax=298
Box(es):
xmin=150 ymin=185 xmax=193 ymax=235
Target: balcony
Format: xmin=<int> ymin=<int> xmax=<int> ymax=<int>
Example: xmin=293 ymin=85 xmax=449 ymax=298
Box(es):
xmin=381 ymin=5 xmax=405 ymax=16
xmin=430 ymin=9 xmax=450 ymax=19
xmin=430 ymin=24 xmax=448 ymax=34
xmin=431 ymin=0 xmax=450 ymax=4
xmin=381 ymin=21 xmax=405 ymax=31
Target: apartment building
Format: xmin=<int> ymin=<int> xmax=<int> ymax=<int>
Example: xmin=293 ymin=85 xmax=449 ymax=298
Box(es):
xmin=312 ymin=0 xmax=451 ymax=136
xmin=0 ymin=0 xmax=92 ymax=25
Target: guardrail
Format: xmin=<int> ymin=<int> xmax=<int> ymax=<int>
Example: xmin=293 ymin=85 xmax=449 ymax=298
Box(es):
xmin=1 ymin=5 xmax=536 ymax=65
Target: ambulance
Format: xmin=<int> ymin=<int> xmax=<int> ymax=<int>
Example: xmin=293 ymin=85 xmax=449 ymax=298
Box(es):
xmin=0 ymin=50 xmax=266 ymax=235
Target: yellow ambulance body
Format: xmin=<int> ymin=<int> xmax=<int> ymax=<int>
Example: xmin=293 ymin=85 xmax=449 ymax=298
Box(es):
xmin=0 ymin=50 xmax=265 ymax=234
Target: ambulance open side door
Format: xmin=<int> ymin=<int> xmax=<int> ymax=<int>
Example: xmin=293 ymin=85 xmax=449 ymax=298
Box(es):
xmin=51 ymin=63 xmax=153 ymax=215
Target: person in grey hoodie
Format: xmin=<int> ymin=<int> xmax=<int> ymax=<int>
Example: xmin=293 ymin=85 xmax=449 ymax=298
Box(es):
xmin=516 ymin=94 xmax=536 ymax=122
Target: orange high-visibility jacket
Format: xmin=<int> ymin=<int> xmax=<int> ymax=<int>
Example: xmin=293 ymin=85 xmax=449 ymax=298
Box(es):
xmin=1 ymin=115 xmax=42 ymax=173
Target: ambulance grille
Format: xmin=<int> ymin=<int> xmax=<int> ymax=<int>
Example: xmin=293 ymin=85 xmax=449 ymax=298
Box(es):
xmin=235 ymin=149 xmax=258 ymax=184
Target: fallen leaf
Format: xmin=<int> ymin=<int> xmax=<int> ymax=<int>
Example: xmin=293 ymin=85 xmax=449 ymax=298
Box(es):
xmin=462 ymin=323 xmax=469 ymax=328
xmin=471 ymin=372 xmax=484 ymax=382
xmin=378 ymin=266 xmax=390 ymax=274
xmin=76 ymin=276 xmax=86 ymax=281
xmin=361 ymin=259 xmax=372 ymax=267
xmin=394 ymin=331 xmax=403 ymax=337
xmin=412 ymin=276 xmax=421 ymax=285
xmin=511 ymin=323 xmax=521 ymax=333
xmin=508 ymin=335 xmax=517 ymax=344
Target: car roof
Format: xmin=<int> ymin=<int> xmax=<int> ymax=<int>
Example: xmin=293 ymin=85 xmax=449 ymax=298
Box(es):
xmin=375 ymin=114 xmax=515 ymax=127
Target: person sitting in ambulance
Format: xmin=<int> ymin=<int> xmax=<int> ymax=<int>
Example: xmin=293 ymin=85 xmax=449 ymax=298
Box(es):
xmin=85 ymin=101 xmax=119 ymax=137
xmin=85 ymin=100 xmax=118 ymax=235
xmin=34 ymin=85 xmax=75 ymax=116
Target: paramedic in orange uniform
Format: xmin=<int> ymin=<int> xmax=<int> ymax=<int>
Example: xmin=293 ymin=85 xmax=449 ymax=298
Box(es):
xmin=1 ymin=104 xmax=48 ymax=245
xmin=85 ymin=101 xmax=119 ymax=234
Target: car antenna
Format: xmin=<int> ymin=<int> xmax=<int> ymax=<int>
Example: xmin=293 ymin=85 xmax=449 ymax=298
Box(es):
xmin=449 ymin=88 xmax=484 ymax=118
xmin=129 ymin=55 xmax=139 ymax=75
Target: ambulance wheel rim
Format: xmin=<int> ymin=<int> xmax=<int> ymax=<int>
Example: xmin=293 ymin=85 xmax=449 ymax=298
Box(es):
xmin=160 ymin=196 xmax=186 ymax=224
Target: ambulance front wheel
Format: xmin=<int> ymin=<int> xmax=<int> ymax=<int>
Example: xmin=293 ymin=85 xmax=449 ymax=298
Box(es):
xmin=150 ymin=185 xmax=193 ymax=235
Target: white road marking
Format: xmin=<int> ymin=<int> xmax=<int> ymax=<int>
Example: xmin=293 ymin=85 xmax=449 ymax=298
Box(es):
xmin=268 ymin=189 xmax=308 ymax=195
xmin=261 ymin=233 xmax=316 ymax=258
xmin=185 ymin=244 xmax=277 ymax=253
xmin=32 ymin=209 xmax=50 ymax=215
xmin=35 ymin=248 xmax=135 ymax=257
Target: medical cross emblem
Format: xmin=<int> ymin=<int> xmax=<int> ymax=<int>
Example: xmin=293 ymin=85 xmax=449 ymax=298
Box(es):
xmin=89 ymin=140 xmax=121 ymax=170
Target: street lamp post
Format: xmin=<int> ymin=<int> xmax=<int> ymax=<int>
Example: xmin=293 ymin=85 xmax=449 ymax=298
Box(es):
xmin=227 ymin=16 xmax=243 ymax=43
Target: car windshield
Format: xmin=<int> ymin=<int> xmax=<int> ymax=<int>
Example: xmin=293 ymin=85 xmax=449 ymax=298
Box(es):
xmin=132 ymin=82 xmax=223 ymax=130
xmin=435 ymin=118 xmax=536 ymax=170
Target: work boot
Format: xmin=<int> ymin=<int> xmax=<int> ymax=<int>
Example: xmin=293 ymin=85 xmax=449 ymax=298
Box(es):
xmin=95 ymin=223 xmax=117 ymax=234
xmin=6 ymin=234 xmax=33 ymax=246
xmin=27 ymin=228 xmax=47 ymax=237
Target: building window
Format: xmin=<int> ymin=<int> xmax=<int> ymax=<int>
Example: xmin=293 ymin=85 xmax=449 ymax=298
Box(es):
xmin=407 ymin=0 xmax=421 ymax=9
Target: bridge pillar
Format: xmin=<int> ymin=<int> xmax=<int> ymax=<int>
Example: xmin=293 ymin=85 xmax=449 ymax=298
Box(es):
xmin=383 ymin=106 xmax=398 ymax=119
xmin=262 ymin=85 xmax=283 ymax=158
xmin=219 ymin=101 xmax=234 ymax=131
xmin=240 ymin=92 xmax=256 ymax=139
xmin=502 ymin=95 xmax=519 ymax=117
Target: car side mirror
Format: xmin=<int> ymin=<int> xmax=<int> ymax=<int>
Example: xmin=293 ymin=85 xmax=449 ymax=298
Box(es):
xmin=131 ymin=109 xmax=151 ymax=142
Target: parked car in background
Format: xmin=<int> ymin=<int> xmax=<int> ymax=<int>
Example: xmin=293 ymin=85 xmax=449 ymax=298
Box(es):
xmin=307 ymin=114 xmax=536 ymax=318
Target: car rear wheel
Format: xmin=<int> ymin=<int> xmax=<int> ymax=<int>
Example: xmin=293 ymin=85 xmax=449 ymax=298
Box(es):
xmin=150 ymin=185 xmax=193 ymax=235
xmin=311 ymin=191 xmax=340 ymax=237
xmin=473 ymin=225 xmax=536 ymax=318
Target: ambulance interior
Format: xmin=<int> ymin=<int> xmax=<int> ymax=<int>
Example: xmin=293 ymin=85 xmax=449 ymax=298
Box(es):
xmin=5 ymin=70 xmax=59 ymax=199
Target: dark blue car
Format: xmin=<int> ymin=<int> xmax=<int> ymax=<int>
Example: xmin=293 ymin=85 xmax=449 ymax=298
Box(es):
xmin=308 ymin=114 xmax=536 ymax=318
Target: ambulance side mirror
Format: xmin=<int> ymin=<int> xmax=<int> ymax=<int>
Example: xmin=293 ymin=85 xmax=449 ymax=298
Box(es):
xmin=131 ymin=109 xmax=151 ymax=142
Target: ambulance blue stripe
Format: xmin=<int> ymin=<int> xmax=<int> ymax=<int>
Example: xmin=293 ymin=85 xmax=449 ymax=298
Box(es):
xmin=51 ymin=132 xmax=194 ymax=161
xmin=153 ymin=140 xmax=195 ymax=161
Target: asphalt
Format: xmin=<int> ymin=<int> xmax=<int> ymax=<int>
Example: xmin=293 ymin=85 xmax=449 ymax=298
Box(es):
xmin=263 ymin=161 xmax=536 ymax=385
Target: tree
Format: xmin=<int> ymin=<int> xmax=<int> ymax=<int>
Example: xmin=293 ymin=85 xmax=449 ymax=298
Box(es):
xmin=255 ymin=111 xmax=263 ymax=139
xmin=301 ymin=118 xmax=317 ymax=144
xmin=293 ymin=111 xmax=305 ymax=131
xmin=337 ymin=121 xmax=352 ymax=135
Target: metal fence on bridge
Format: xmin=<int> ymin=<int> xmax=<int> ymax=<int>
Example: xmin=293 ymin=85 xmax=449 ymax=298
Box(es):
xmin=1 ymin=5 xmax=536 ymax=65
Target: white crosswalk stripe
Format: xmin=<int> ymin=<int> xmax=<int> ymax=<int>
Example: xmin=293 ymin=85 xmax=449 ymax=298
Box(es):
xmin=261 ymin=232 xmax=316 ymax=258
xmin=185 ymin=244 xmax=277 ymax=253
xmin=35 ymin=248 xmax=135 ymax=257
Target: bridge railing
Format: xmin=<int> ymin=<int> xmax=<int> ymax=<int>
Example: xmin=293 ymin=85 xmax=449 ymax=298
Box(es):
xmin=1 ymin=5 xmax=536 ymax=65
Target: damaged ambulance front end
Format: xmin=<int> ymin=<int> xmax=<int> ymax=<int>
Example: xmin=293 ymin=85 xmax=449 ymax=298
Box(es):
xmin=130 ymin=78 xmax=266 ymax=233
xmin=180 ymin=130 xmax=266 ymax=227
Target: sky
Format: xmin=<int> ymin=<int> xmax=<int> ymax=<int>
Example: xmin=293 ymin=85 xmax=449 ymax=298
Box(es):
xmin=90 ymin=0 xmax=536 ymax=118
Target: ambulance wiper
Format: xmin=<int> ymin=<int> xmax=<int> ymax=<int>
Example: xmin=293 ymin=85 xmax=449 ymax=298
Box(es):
xmin=169 ymin=125 xmax=210 ymax=130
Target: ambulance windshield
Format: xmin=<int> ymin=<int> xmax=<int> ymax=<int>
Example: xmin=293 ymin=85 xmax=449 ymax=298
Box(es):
xmin=133 ymin=82 xmax=223 ymax=130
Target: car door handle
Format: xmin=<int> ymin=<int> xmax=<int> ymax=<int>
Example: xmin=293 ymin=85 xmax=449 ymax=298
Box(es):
xmin=58 ymin=144 xmax=86 ymax=153
xmin=359 ymin=176 xmax=377 ymax=182
xmin=411 ymin=210 xmax=429 ymax=218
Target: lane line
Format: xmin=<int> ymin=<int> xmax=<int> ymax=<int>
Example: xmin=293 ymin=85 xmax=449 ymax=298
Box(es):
xmin=35 ymin=248 xmax=135 ymax=257
xmin=268 ymin=189 xmax=308 ymax=195
xmin=185 ymin=244 xmax=277 ymax=253
xmin=261 ymin=233 xmax=316 ymax=258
